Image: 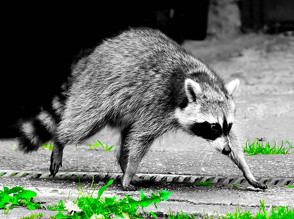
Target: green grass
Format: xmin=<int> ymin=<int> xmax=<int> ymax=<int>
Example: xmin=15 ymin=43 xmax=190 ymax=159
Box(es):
xmin=56 ymin=179 xmax=171 ymax=218
xmin=41 ymin=142 xmax=54 ymax=151
xmin=38 ymin=140 xmax=115 ymax=152
xmin=195 ymin=179 xmax=214 ymax=187
xmin=12 ymin=143 xmax=54 ymax=152
xmin=230 ymin=184 xmax=242 ymax=188
xmin=0 ymin=186 xmax=41 ymax=214
xmin=89 ymin=140 xmax=115 ymax=151
xmin=21 ymin=213 xmax=44 ymax=219
xmin=222 ymin=200 xmax=294 ymax=219
xmin=11 ymin=144 xmax=17 ymax=151
xmin=243 ymin=139 xmax=293 ymax=156
xmin=2 ymin=182 xmax=294 ymax=218
xmin=168 ymin=210 xmax=198 ymax=218
xmin=39 ymin=139 xmax=293 ymax=155
xmin=169 ymin=200 xmax=294 ymax=219
xmin=1 ymin=178 xmax=170 ymax=218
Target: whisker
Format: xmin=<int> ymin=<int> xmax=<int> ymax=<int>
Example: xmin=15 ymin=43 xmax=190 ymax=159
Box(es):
xmin=198 ymin=144 xmax=215 ymax=171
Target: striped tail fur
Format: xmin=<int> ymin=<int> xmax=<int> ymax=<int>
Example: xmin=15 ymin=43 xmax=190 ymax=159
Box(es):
xmin=18 ymin=95 xmax=64 ymax=153
xmin=18 ymin=55 xmax=87 ymax=152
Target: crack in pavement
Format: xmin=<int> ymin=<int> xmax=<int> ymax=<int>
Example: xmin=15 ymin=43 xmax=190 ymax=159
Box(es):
xmin=167 ymin=199 xmax=291 ymax=208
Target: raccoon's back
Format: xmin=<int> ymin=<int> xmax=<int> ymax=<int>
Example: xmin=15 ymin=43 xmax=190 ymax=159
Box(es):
xmin=67 ymin=28 xmax=224 ymax=126
xmin=69 ymin=29 xmax=190 ymax=119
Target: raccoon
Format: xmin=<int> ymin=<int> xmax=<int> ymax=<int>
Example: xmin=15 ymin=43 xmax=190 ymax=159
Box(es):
xmin=18 ymin=28 xmax=267 ymax=190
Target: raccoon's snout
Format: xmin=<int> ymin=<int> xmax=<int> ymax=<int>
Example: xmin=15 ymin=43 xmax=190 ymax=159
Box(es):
xmin=222 ymin=145 xmax=231 ymax=155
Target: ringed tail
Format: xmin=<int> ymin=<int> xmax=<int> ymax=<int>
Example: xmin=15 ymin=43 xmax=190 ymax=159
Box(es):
xmin=18 ymin=95 xmax=64 ymax=153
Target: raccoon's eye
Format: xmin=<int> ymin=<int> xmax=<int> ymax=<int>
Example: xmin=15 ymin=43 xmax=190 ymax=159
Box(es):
xmin=211 ymin=123 xmax=221 ymax=133
xmin=211 ymin=124 xmax=217 ymax=131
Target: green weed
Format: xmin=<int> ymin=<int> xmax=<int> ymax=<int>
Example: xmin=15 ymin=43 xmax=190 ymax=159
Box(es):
xmin=2 ymin=184 xmax=294 ymax=218
xmin=243 ymin=139 xmax=293 ymax=156
xmin=168 ymin=210 xmax=198 ymax=218
xmin=41 ymin=142 xmax=54 ymax=151
xmin=230 ymin=184 xmax=242 ymax=188
xmin=195 ymin=179 xmax=214 ymax=187
xmin=89 ymin=140 xmax=115 ymax=151
xmin=53 ymin=178 xmax=171 ymax=218
xmin=47 ymin=200 xmax=67 ymax=211
xmin=1 ymin=180 xmax=170 ymax=218
xmin=12 ymin=142 xmax=53 ymax=151
xmin=0 ymin=186 xmax=41 ymax=214
xmin=11 ymin=144 xmax=17 ymax=151
xmin=21 ymin=213 xmax=44 ymax=219
xmin=223 ymin=200 xmax=294 ymax=219
xmin=285 ymin=185 xmax=294 ymax=188
xmin=169 ymin=201 xmax=294 ymax=219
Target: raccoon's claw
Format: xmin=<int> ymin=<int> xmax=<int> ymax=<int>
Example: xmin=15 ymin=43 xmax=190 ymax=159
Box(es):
xmin=121 ymin=174 xmax=140 ymax=191
xmin=122 ymin=184 xmax=137 ymax=191
xmin=50 ymin=149 xmax=63 ymax=177
xmin=50 ymin=160 xmax=62 ymax=177
xmin=249 ymin=181 xmax=267 ymax=190
xmin=131 ymin=175 xmax=144 ymax=185
xmin=255 ymin=182 xmax=267 ymax=190
xmin=131 ymin=175 xmax=151 ymax=187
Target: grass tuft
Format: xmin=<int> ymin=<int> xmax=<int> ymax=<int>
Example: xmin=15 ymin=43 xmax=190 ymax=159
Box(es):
xmin=41 ymin=143 xmax=54 ymax=151
xmin=0 ymin=186 xmax=41 ymax=214
xmin=243 ymin=139 xmax=293 ymax=156
xmin=223 ymin=200 xmax=294 ymax=219
xmin=230 ymin=184 xmax=242 ymax=188
xmin=20 ymin=213 xmax=43 ymax=219
xmin=54 ymin=178 xmax=171 ymax=218
xmin=89 ymin=140 xmax=115 ymax=151
xmin=195 ymin=179 xmax=214 ymax=187
xmin=168 ymin=210 xmax=198 ymax=218
xmin=2 ymin=183 xmax=294 ymax=218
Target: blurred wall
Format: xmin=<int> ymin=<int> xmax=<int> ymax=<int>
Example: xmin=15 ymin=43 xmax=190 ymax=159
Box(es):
xmin=241 ymin=0 xmax=294 ymax=32
xmin=1 ymin=3 xmax=209 ymax=137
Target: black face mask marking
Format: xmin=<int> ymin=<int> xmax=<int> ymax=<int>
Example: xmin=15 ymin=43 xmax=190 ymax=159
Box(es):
xmin=189 ymin=118 xmax=233 ymax=140
xmin=223 ymin=117 xmax=232 ymax=135
xmin=179 ymin=97 xmax=188 ymax=109
xmin=190 ymin=122 xmax=222 ymax=140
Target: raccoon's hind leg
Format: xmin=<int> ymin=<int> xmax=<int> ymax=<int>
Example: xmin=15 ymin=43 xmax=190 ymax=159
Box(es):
xmin=118 ymin=125 xmax=156 ymax=191
xmin=50 ymin=106 xmax=108 ymax=177
xmin=50 ymin=140 xmax=64 ymax=177
xmin=118 ymin=126 xmax=131 ymax=176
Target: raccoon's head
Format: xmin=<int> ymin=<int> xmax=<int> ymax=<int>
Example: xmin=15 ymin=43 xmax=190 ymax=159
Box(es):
xmin=175 ymin=76 xmax=240 ymax=155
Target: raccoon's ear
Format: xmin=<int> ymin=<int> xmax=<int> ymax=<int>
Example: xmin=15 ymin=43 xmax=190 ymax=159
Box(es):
xmin=184 ymin=78 xmax=202 ymax=102
xmin=225 ymin=79 xmax=240 ymax=95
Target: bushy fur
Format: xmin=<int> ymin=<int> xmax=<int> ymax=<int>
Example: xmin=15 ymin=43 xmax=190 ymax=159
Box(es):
xmin=18 ymin=28 xmax=266 ymax=190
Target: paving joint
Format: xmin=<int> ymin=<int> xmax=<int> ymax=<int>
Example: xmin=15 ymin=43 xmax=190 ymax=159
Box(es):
xmin=1 ymin=170 xmax=293 ymax=187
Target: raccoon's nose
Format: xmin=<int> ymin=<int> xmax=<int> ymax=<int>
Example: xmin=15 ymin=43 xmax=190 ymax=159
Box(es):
xmin=222 ymin=145 xmax=231 ymax=155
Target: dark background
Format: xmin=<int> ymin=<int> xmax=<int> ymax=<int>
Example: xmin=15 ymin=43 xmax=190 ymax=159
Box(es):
xmin=1 ymin=1 xmax=294 ymax=137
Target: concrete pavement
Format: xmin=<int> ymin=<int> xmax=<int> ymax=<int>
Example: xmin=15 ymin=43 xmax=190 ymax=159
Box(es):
xmin=1 ymin=33 xmax=294 ymax=218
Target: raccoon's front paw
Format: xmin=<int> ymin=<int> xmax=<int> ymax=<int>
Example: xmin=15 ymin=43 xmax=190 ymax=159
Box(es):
xmin=250 ymin=181 xmax=267 ymax=190
xmin=256 ymin=182 xmax=267 ymax=190
xmin=131 ymin=175 xmax=144 ymax=185
xmin=122 ymin=175 xmax=139 ymax=191
xmin=122 ymin=184 xmax=137 ymax=191
xmin=131 ymin=175 xmax=151 ymax=187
